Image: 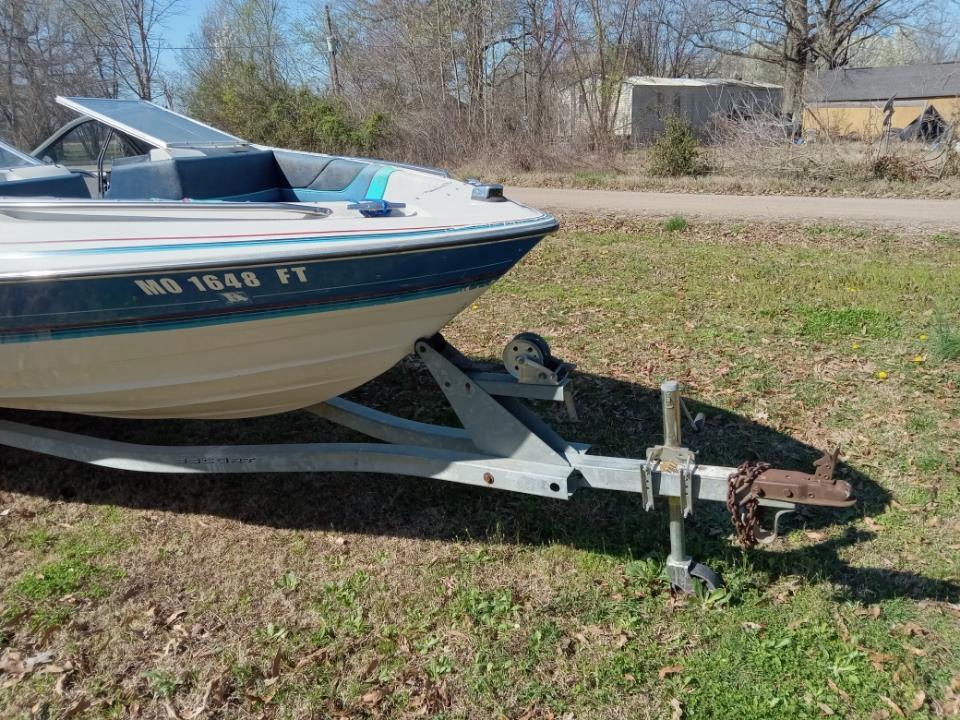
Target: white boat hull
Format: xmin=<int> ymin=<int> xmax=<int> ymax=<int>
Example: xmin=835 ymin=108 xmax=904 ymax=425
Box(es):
xmin=0 ymin=286 xmax=485 ymax=419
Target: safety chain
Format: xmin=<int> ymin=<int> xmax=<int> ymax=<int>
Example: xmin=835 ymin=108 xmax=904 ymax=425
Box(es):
xmin=727 ymin=460 xmax=771 ymax=548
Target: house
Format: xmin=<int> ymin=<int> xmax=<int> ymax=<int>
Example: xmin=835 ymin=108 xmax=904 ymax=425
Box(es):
xmin=804 ymin=61 xmax=960 ymax=139
xmin=559 ymin=76 xmax=783 ymax=145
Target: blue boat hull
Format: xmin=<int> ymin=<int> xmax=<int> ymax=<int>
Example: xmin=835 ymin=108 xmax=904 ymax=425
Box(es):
xmin=1 ymin=234 xmax=543 ymax=344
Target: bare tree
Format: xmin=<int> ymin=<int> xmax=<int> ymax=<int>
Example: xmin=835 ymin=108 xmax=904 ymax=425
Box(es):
xmin=306 ymin=0 xmax=547 ymax=162
xmin=559 ymin=0 xmax=639 ymax=148
xmin=1 ymin=0 xmax=118 ymax=148
xmin=695 ymin=0 xmax=938 ymax=120
xmin=521 ymin=0 xmax=565 ymax=138
xmin=627 ymin=0 xmax=714 ymax=77
xmin=66 ymin=0 xmax=181 ymax=101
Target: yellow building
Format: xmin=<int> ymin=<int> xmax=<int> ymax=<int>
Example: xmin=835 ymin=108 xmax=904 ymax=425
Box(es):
xmin=804 ymin=62 xmax=960 ymax=140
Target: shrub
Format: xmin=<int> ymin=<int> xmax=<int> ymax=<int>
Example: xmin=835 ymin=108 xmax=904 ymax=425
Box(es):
xmin=649 ymin=117 xmax=708 ymax=177
xmin=189 ymin=61 xmax=386 ymax=155
xmin=870 ymin=154 xmax=921 ymax=182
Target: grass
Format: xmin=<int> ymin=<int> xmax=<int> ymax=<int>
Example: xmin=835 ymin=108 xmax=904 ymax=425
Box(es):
xmin=932 ymin=314 xmax=960 ymax=361
xmin=0 ymin=217 xmax=958 ymax=719
xmin=663 ymin=215 xmax=688 ymax=233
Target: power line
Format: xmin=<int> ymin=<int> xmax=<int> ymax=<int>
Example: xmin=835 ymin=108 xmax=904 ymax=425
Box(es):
xmin=3 ymin=34 xmax=317 ymax=50
xmin=2 ymin=34 xmax=442 ymax=53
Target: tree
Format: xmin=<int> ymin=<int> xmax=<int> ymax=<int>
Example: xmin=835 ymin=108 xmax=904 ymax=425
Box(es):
xmin=0 ymin=0 xmax=119 ymax=148
xmin=520 ymin=0 xmax=565 ymax=138
xmin=307 ymin=0 xmax=547 ymax=162
xmin=66 ymin=0 xmax=182 ymax=101
xmin=695 ymin=0 xmax=938 ymax=120
xmin=559 ymin=0 xmax=639 ymax=149
xmin=626 ymin=0 xmax=713 ymax=77
xmin=183 ymin=0 xmax=384 ymax=154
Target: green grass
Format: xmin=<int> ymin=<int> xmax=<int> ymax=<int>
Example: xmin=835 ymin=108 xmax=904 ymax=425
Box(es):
xmin=932 ymin=314 xmax=960 ymax=361
xmin=795 ymin=307 xmax=899 ymax=340
xmin=3 ymin=524 xmax=128 ymax=632
xmin=663 ymin=215 xmax=688 ymax=233
xmin=0 ymin=218 xmax=957 ymax=719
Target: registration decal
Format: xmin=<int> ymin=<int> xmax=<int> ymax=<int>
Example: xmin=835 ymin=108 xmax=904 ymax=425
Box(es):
xmin=135 ymin=266 xmax=308 ymax=296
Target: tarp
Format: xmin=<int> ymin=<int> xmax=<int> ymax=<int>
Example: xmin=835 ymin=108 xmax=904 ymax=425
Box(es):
xmin=899 ymin=105 xmax=950 ymax=142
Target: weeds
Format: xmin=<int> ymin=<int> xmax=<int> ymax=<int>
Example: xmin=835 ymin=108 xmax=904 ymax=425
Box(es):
xmin=276 ymin=571 xmax=301 ymax=592
xmin=663 ymin=215 xmax=689 ymax=233
xmin=871 ymin=154 xmax=922 ymax=182
xmin=931 ymin=314 xmax=960 ymax=361
xmin=142 ymin=669 xmax=182 ymax=700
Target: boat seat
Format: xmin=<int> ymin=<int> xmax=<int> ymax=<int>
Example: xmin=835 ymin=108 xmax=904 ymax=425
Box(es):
xmin=107 ymin=149 xmax=286 ymax=201
xmin=0 ymin=173 xmax=91 ymax=199
xmin=106 ymin=148 xmax=373 ymax=203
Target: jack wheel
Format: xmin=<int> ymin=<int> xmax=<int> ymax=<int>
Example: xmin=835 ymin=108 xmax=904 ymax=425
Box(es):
xmin=690 ymin=562 xmax=723 ymax=592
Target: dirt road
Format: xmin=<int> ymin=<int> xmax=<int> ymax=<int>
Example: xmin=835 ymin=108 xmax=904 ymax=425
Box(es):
xmin=506 ymin=186 xmax=960 ymax=231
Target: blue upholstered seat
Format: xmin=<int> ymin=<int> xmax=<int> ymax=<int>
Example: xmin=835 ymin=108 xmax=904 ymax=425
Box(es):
xmin=0 ymin=173 xmax=90 ymax=199
xmin=106 ymin=148 xmax=371 ymax=203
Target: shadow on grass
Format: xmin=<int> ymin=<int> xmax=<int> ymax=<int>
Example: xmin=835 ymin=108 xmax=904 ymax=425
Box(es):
xmin=1 ymin=358 xmax=954 ymax=603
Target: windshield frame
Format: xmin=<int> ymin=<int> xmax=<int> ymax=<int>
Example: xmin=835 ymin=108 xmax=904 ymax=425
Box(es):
xmin=0 ymin=138 xmax=42 ymax=170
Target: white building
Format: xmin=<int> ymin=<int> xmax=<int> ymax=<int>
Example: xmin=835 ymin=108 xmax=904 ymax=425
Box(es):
xmin=560 ymin=76 xmax=783 ymax=144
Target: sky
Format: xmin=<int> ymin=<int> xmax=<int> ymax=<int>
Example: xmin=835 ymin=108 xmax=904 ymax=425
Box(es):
xmin=156 ymin=0 xmax=214 ymax=72
xmin=156 ymin=1 xmax=319 ymax=73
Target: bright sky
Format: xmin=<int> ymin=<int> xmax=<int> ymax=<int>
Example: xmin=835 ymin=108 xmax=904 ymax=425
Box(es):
xmin=157 ymin=0 xmax=213 ymax=70
xmin=157 ymin=1 xmax=319 ymax=72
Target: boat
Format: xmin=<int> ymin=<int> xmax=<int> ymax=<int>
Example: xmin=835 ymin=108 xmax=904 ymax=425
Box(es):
xmin=0 ymin=97 xmax=558 ymax=419
xmin=0 ymin=100 xmax=857 ymax=596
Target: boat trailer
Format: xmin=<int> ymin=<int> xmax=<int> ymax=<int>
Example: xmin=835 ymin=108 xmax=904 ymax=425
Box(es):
xmin=0 ymin=333 xmax=855 ymax=593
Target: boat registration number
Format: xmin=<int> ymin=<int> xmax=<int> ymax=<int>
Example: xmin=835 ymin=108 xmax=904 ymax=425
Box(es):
xmin=134 ymin=266 xmax=309 ymax=296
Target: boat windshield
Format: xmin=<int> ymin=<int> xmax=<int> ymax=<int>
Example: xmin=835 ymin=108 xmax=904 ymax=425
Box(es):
xmin=0 ymin=139 xmax=41 ymax=170
xmin=57 ymin=96 xmax=247 ymax=150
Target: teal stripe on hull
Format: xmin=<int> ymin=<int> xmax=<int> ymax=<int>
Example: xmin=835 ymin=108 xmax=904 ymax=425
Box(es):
xmin=0 ymin=281 xmax=488 ymax=345
xmin=18 ymin=218 xmax=550 ymax=258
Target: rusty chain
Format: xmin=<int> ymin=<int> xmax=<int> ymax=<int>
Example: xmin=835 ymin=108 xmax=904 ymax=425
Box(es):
xmin=727 ymin=460 xmax=771 ymax=548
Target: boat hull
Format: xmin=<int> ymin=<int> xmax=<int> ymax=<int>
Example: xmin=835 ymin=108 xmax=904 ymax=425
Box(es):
xmin=0 ymin=284 xmax=489 ymax=419
xmin=1 ymin=232 xmax=546 ymax=419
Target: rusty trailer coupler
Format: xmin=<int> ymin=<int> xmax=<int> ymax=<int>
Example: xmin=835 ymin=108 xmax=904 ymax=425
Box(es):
xmin=752 ymin=449 xmax=855 ymax=508
xmin=727 ymin=449 xmax=855 ymax=548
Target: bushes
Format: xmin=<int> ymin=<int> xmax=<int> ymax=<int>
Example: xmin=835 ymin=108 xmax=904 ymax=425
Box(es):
xmin=188 ymin=62 xmax=386 ymax=155
xmin=649 ymin=117 xmax=708 ymax=176
xmin=870 ymin=154 xmax=922 ymax=182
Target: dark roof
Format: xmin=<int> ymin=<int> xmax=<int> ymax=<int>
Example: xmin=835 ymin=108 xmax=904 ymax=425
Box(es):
xmin=807 ymin=62 xmax=960 ymax=102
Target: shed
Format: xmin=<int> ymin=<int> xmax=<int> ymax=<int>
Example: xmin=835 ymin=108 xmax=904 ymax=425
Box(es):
xmin=804 ymin=62 xmax=960 ymax=139
xmin=559 ymin=76 xmax=783 ymax=145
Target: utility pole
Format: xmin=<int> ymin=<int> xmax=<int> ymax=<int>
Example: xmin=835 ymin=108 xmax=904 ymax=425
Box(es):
xmin=325 ymin=5 xmax=341 ymax=95
xmin=521 ymin=15 xmax=528 ymax=130
xmin=6 ymin=13 xmax=15 ymax=140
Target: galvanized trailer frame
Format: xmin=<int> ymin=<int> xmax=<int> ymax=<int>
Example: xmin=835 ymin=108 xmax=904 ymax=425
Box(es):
xmin=0 ymin=334 xmax=854 ymax=593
